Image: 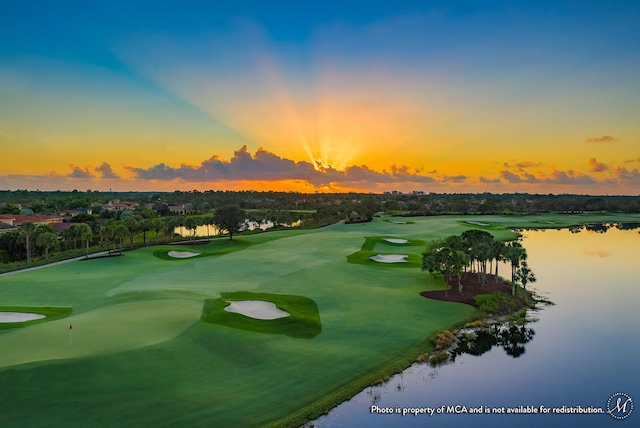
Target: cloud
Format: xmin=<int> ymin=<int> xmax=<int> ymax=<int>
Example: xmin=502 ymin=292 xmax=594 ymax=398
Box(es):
xmin=588 ymin=157 xmax=608 ymax=172
xmin=585 ymin=135 xmax=619 ymax=143
xmin=544 ymin=169 xmax=596 ymax=185
xmin=128 ymin=145 xmax=438 ymax=187
xmin=583 ymin=250 xmax=612 ymax=258
xmin=499 ymin=168 xmax=600 ymax=186
xmin=623 ymin=157 xmax=640 ymax=164
xmin=500 ymin=169 xmax=538 ymax=183
xmin=503 ymin=161 xmax=542 ymax=168
xmin=95 ymin=162 xmax=120 ymax=179
xmin=614 ymin=166 xmax=640 ymax=183
xmin=479 ymin=177 xmax=500 ymax=183
xmin=67 ymin=166 xmax=95 ymax=179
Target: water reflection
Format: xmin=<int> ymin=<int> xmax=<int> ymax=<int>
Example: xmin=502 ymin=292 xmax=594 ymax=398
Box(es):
xmin=452 ymin=322 xmax=536 ymax=359
xmin=174 ymin=218 xmax=301 ymax=237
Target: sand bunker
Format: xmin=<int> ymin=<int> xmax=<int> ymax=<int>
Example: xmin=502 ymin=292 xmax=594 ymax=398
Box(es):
xmin=224 ymin=300 xmax=290 ymax=320
xmin=383 ymin=238 xmax=409 ymax=244
xmin=370 ymin=254 xmax=408 ymax=263
xmin=0 ymin=312 xmax=45 ymax=323
xmin=168 ymin=251 xmax=201 ymax=258
xmin=466 ymin=221 xmax=489 ymax=226
xmin=390 ymin=220 xmax=407 ymax=224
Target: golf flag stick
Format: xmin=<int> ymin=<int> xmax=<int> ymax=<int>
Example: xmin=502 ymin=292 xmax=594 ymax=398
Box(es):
xmin=69 ymin=323 xmax=73 ymax=346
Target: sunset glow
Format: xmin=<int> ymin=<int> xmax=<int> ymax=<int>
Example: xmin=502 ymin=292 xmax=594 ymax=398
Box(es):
xmin=1 ymin=1 xmax=639 ymax=194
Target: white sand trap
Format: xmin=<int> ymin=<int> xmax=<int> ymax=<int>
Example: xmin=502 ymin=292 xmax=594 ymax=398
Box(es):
xmin=168 ymin=251 xmax=201 ymax=258
xmin=466 ymin=221 xmax=489 ymax=226
xmin=224 ymin=300 xmax=290 ymax=320
xmin=0 ymin=312 xmax=45 ymax=323
xmin=370 ymin=254 xmax=408 ymax=263
xmin=383 ymin=238 xmax=409 ymax=244
xmin=390 ymin=220 xmax=407 ymax=224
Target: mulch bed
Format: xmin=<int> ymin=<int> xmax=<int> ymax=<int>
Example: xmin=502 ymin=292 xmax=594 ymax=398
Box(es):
xmin=420 ymin=272 xmax=512 ymax=307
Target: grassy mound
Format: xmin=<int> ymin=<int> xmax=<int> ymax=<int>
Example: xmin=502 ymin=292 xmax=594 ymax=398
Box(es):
xmin=201 ymin=292 xmax=321 ymax=339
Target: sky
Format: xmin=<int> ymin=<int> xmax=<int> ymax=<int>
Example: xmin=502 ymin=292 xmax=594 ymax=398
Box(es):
xmin=1 ymin=0 xmax=639 ymax=194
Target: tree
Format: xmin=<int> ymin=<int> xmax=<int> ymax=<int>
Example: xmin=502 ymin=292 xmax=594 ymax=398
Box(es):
xmin=123 ymin=216 xmax=139 ymax=248
xmin=36 ymin=231 xmax=58 ymax=260
xmin=103 ymin=221 xmax=128 ymax=255
xmin=491 ymin=240 xmax=506 ymax=281
xmin=139 ymin=218 xmax=153 ymax=246
xmin=19 ymin=222 xmax=37 ymax=263
xmin=514 ymin=261 xmax=536 ymax=301
xmin=504 ymin=241 xmax=527 ymax=295
xmin=184 ymin=216 xmax=199 ymax=241
xmin=213 ymin=205 xmax=246 ymax=240
xmin=74 ymin=223 xmax=93 ymax=259
xmin=202 ymin=213 xmax=214 ymax=239
xmin=152 ymin=217 xmax=164 ymax=244
xmin=426 ymin=236 xmax=468 ymax=294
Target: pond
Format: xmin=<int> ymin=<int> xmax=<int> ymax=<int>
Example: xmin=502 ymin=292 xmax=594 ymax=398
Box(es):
xmin=174 ymin=219 xmax=301 ymax=238
xmin=313 ymin=226 xmax=639 ymax=427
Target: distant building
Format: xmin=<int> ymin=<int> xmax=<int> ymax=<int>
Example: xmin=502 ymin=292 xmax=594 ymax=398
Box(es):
xmin=168 ymin=203 xmax=194 ymax=215
xmin=102 ymin=199 xmax=140 ymax=211
xmin=0 ymin=214 xmax=65 ymax=227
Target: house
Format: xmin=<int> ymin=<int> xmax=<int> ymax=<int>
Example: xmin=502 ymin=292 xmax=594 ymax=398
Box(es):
xmin=0 ymin=214 xmax=65 ymax=227
xmin=168 ymin=203 xmax=194 ymax=215
xmin=102 ymin=199 xmax=140 ymax=211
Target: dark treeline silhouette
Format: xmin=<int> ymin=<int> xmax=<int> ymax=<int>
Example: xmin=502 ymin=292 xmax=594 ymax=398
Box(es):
xmin=1 ymin=190 xmax=638 ymax=216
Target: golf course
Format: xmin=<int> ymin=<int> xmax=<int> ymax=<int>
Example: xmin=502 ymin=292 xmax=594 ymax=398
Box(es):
xmin=1 ymin=213 xmax=638 ymax=427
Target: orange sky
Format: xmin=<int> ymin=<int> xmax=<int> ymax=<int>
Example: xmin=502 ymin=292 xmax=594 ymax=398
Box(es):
xmin=1 ymin=3 xmax=639 ymax=194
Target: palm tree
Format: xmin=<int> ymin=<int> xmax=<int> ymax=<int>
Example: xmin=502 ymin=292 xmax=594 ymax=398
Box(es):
xmin=19 ymin=222 xmax=37 ymax=263
xmin=123 ymin=216 xmax=139 ymax=248
xmin=74 ymin=223 xmax=93 ymax=259
xmin=505 ymin=241 xmax=527 ymax=295
xmin=36 ymin=231 xmax=58 ymax=260
xmin=139 ymin=218 xmax=153 ymax=246
xmin=514 ymin=261 xmax=536 ymax=302
xmin=184 ymin=217 xmax=199 ymax=241
xmin=491 ymin=240 xmax=506 ymax=281
xmin=152 ymin=217 xmax=164 ymax=244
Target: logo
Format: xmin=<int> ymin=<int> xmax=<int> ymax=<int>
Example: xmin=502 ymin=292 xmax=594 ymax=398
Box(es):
xmin=607 ymin=392 xmax=633 ymax=420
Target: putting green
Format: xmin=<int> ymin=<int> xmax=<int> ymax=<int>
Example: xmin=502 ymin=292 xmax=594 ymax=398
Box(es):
xmin=0 ymin=299 xmax=202 ymax=369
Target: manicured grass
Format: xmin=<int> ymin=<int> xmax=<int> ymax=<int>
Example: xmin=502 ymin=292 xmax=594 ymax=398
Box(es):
xmin=202 ymin=291 xmax=321 ymax=338
xmin=0 ymin=213 xmax=638 ymax=427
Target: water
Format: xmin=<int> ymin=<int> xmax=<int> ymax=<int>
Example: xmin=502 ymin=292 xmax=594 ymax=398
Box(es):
xmin=313 ymin=226 xmax=639 ymax=427
xmin=174 ymin=219 xmax=301 ymax=238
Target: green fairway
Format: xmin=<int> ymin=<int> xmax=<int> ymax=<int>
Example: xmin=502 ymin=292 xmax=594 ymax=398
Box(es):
xmin=0 ymin=213 xmax=638 ymax=427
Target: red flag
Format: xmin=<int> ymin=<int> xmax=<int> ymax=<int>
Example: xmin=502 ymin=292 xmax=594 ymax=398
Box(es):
xmin=70 ymin=324 xmax=73 ymax=330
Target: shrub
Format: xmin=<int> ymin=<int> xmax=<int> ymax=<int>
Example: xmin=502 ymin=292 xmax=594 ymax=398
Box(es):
xmin=434 ymin=330 xmax=455 ymax=350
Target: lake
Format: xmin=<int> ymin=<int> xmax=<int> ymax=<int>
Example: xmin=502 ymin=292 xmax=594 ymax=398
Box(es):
xmin=313 ymin=226 xmax=639 ymax=427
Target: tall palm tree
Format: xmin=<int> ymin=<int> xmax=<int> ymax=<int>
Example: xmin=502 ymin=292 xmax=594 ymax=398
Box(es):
xmin=123 ymin=216 xmax=139 ymax=248
xmin=36 ymin=231 xmax=58 ymax=260
xmin=514 ymin=261 xmax=536 ymax=301
xmin=74 ymin=223 xmax=93 ymax=259
xmin=505 ymin=241 xmax=527 ymax=295
xmin=19 ymin=222 xmax=37 ymax=263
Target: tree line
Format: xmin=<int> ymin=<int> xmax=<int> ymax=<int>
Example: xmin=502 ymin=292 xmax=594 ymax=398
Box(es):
xmin=0 ymin=205 xmax=250 ymax=264
xmin=422 ymin=230 xmax=536 ymax=297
